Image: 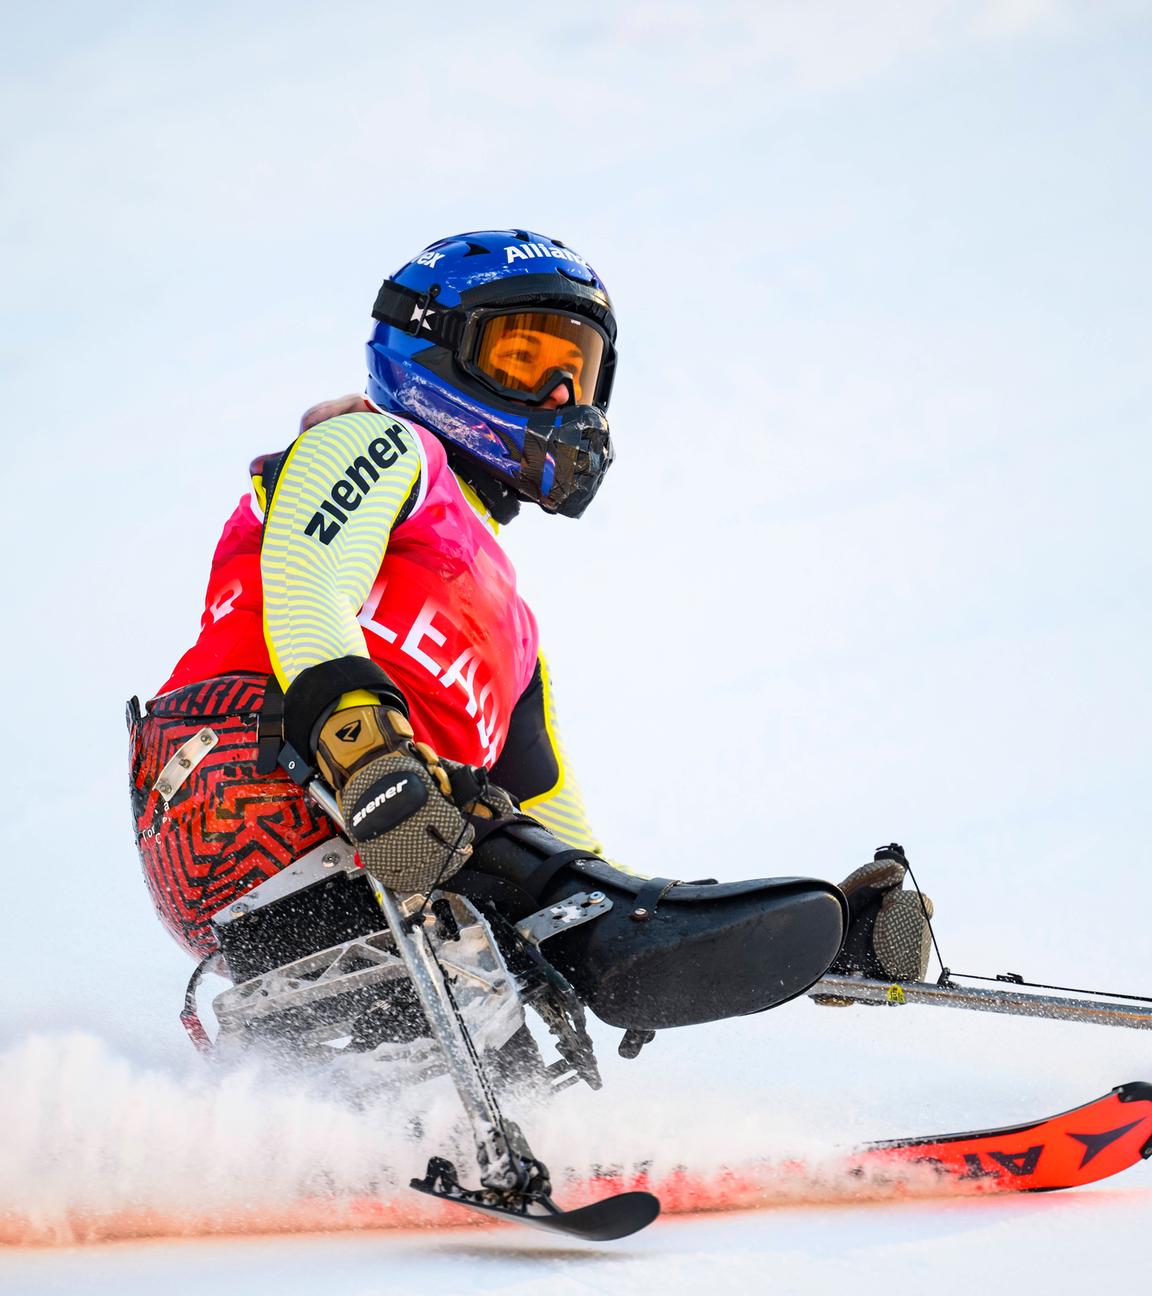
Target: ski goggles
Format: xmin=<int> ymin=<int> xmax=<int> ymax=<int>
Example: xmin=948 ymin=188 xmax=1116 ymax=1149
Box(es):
xmin=459 ymin=310 xmax=614 ymax=409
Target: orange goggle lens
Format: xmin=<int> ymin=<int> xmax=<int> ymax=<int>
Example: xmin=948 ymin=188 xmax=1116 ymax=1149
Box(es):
xmin=472 ymin=312 xmax=607 ymax=405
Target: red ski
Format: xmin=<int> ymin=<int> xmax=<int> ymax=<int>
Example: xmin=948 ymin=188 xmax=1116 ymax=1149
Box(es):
xmin=853 ymin=1080 xmax=1152 ymax=1192
xmin=549 ymin=1083 xmax=1152 ymax=1220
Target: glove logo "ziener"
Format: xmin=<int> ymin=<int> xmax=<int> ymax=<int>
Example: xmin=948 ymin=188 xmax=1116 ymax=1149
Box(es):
xmin=352 ymin=778 xmax=409 ymax=826
xmin=349 ymin=770 xmax=429 ymax=837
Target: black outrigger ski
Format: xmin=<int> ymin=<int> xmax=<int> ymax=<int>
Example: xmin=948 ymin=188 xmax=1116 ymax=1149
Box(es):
xmin=412 ymin=1155 xmax=660 ymax=1241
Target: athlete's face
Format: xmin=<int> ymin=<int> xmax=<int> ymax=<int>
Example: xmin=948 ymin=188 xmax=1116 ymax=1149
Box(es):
xmin=484 ymin=327 xmax=583 ymax=409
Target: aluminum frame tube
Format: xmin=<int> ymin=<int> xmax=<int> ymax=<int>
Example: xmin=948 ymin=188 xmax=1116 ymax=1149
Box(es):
xmin=811 ymin=974 xmax=1152 ymax=1029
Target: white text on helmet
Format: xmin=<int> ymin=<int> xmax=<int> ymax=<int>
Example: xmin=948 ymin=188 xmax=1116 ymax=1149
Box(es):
xmin=504 ymin=243 xmax=590 ymax=267
xmin=414 ymin=251 xmax=445 ymax=267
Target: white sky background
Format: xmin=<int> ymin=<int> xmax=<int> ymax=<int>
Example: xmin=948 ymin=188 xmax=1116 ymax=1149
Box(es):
xmin=1 ymin=0 xmax=1150 ymax=1107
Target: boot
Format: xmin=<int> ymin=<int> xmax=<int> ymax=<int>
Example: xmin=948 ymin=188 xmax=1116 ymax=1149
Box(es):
xmin=445 ymin=816 xmax=847 ymax=1032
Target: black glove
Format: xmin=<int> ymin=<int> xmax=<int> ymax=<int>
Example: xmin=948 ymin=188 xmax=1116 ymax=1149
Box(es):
xmin=816 ymin=844 xmax=934 ymax=1006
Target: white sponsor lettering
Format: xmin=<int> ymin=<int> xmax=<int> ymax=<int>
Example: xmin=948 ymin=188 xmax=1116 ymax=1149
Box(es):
xmin=357 ymin=578 xmax=399 ymax=644
xmin=402 ymin=599 xmax=447 ymax=676
xmin=357 ymin=585 xmax=507 ymax=766
xmin=475 ymin=679 xmax=496 ymax=754
xmin=209 ymin=580 xmax=242 ymax=622
xmin=504 ymin=242 xmax=590 ymax=268
xmin=414 ymin=251 xmax=445 ymax=267
xmin=439 ymin=645 xmax=481 ymax=717
xmin=352 ymin=778 xmax=410 ymax=827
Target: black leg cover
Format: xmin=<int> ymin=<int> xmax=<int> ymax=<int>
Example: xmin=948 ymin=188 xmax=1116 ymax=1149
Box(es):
xmin=446 ymin=818 xmax=848 ymax=1031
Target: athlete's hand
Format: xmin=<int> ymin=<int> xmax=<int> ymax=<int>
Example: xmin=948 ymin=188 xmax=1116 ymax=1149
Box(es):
xmin=315 ymin=704 xmax=473 ymax=894
xmin=439 ymin=759 xmax=519 ymax=820
xmin=815 ymin=844 xmax=934 ymax=1006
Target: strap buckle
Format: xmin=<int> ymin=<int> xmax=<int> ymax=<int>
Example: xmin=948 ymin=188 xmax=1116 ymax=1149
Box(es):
xmin=406 ymin=290 xmax=435 ymax=336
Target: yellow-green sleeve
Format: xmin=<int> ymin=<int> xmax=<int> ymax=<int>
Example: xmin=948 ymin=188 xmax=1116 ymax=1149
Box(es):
xmin=260 ymin=412 xmax=422 ymax=689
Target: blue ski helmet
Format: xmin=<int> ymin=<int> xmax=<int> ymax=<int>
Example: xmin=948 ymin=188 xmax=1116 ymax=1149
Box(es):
xmin=367 ymin=229 xmax=616 ymax=521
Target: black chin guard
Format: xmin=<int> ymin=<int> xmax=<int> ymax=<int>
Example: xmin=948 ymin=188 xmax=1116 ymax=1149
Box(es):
xmin=520 ymin=406 xmax=614 ymax=519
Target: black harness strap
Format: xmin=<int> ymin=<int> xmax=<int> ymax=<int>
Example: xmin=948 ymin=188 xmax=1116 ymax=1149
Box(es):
xmin=629 ymin=876 xmax=679 ymax=922
xmin=533 ymin=848 xmax=607 ymax=891
xmin=255 ymin=674 xmax=285 ymax=774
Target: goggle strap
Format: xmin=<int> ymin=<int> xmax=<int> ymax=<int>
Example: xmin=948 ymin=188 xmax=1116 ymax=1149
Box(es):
xmin=371 ymin=280 xmax=465 ymax=350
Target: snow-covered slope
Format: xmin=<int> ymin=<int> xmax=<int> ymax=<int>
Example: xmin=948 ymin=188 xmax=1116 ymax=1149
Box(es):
xmin=4 ymin=1191 xmax=1151 ymax=1296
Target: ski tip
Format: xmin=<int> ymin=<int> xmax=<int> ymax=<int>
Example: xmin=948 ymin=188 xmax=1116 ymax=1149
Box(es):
xmin=1115 ymin=1081 xmax=1152 ymax=1104
xmin=538 ymin=1190 xmax=660 ymax=1242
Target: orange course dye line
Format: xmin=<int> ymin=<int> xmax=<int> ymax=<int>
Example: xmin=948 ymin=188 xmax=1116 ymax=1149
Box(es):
xmin=4 ymin=1086 xmax=1147 ymax=1248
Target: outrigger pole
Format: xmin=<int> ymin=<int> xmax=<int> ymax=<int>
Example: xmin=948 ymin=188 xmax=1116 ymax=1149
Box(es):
xmin=810 ymin=973 xmax=1152 ymax=1030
